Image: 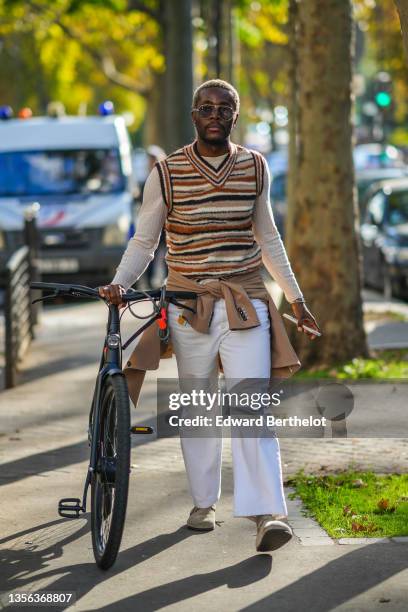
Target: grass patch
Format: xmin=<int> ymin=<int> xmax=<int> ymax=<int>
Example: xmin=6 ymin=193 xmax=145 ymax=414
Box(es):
xmin=295 ymin=349 xmax=408 ymax=380
xmin=288 ymin=470 xmax=408 ymax=538
xmin=364 ymin=310 xmax=408 ymax=323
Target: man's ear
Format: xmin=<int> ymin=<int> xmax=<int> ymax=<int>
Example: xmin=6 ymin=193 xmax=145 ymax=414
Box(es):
xmin=232 ymin=113 xmax=239 ymax=129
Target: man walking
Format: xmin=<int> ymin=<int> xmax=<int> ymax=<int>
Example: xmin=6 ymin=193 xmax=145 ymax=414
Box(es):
xmin=99 ymin=79 xmax=320 ymax=552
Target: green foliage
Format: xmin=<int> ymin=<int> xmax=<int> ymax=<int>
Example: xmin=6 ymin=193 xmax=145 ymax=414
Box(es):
xmin=336 ymin=357 xmax=408 ymax=379
xmin=296 ymin=350 xmax=408 ymax=380
xmin=354 ymin=0 xmax=408 ymax=126
xmin=290 ymin=470 xmax=408 ymax=538
xmin=1 ymin=0 xmax=406 ymax=140
xmin=0 ymin=0 xmax=162 ymax=133
xmin=233 ymin=0 xmax=289 ymax=122
xmin=65 ymin=0 xmax=127 ymax=13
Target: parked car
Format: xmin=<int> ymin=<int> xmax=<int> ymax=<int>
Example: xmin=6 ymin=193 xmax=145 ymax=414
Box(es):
xmin=356 ymin=167 xmax=408 ymax=218
xmin=360 ymin=177 xmax=408 ymax=299
xmin=0 ymin=113 xmax=137 ymax=285
xmin=265 ymin=147 xmax=408 ymax=242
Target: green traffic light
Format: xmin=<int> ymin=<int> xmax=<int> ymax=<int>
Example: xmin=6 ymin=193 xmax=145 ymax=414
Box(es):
xmin=375 ymin=91 xmax=392 ymax=107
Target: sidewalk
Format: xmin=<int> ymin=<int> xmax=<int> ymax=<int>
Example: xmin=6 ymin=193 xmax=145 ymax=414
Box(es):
xmin=1 ymin=296 xmax=408 ymax=610
xmin=362 ymin=288 xmax=408 ymax=350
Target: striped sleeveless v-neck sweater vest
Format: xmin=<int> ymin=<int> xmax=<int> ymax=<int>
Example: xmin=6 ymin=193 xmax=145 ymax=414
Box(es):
xmin=156 ymin=141 xmax=265 ymax=278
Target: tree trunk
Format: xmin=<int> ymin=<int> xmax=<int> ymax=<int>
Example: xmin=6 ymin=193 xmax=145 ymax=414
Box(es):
xmin=394 ymin=0 xmax=408 ymax=63
xmin=286 ymin=0 xmax=368 ymax=368
xmin=144 ymin=71 xmax=167 ymax=150
xmin=285 ymin=0 xmax=299 ymax=257
xmin=163 ymin=0 xmax=194 ymax=152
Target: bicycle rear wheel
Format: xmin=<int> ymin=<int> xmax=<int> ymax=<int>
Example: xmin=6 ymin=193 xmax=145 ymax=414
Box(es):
xmin=91 ymin=374 xmax=130 ymax=570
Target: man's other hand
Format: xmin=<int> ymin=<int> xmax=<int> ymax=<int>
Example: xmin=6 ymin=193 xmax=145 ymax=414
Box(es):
xmin=290 ymin=302 xmax=321 ymax=340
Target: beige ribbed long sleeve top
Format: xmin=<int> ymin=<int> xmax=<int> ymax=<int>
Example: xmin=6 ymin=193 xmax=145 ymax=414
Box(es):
xmin=112 ymin=153 xmax=304 ymax=304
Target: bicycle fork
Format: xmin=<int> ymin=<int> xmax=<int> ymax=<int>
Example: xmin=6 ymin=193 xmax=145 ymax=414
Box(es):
xmin=58 ymin=366 xmax=112 ymax=518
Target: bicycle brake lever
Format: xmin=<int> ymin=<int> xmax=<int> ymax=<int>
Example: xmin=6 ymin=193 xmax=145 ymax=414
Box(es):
xmin=31 ymin=291 xmax=60 ymax=305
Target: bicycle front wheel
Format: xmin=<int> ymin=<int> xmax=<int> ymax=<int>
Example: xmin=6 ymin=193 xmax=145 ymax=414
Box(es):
xmin=91 ymin=374 xmax=131 ymax=570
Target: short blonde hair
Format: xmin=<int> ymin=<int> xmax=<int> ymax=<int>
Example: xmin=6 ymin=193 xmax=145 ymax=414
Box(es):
xmin=192 ymin=79 xmax=240 ymax=112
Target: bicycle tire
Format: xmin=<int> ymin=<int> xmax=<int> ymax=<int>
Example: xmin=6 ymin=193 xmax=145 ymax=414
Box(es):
xmin=91 ymin=374 xmax=130 ymax=570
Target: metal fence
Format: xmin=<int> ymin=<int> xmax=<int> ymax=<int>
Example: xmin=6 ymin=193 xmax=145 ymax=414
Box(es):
xmin=2 ymin=215 xmax=40 ymax=388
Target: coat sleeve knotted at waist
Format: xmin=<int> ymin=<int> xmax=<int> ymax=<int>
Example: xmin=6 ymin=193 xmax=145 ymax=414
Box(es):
xmin=124 ymin=269 xmax=301 ymax=396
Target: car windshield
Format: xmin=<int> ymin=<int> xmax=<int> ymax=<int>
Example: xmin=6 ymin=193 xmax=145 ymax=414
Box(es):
xmin=0 ymin=148 xmax=126 ymax=197
xmin=387 ymin=190 xmax=408 ymax=226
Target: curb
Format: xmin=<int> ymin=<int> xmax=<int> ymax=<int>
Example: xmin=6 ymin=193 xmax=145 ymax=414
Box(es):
xmin=286 ymin=487 xmax=334 ymax=546
xmin=337 ymin=537 xmax=408 ymax=545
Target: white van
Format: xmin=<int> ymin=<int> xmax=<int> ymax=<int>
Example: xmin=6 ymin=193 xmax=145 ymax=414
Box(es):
xmin=0 ymin=114 xmax=136 ymax=285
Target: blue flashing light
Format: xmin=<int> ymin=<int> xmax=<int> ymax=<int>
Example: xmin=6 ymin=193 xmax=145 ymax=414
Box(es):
xmin=0 ymin=105 xmax=14 ymax=120
xmin=128 ymin=221 xmax=135 ymax=239
xmin=99 ymin=100 xmax=115 ymax=116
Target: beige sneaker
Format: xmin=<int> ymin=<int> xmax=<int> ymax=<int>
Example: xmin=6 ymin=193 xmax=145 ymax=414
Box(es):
xmin=255 ymin=514 xmax=293 ymax=552
xmin=186 ymin=505 xmax=216 ymax=531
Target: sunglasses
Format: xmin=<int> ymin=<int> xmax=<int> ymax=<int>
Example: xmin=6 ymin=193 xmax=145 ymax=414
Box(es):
xmin=192 ymin=104 xmax=235 ymax=121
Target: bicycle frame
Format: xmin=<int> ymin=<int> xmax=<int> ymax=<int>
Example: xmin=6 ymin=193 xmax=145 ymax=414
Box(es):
xmin=77 ymin=304 xmax=120 ymax=515
xmin=80 ymin=302 xmax=160 ymax=516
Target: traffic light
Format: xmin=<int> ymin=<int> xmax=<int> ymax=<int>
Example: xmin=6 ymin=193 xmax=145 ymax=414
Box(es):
xmin=373 ymin=72 xmax=392 ymax=109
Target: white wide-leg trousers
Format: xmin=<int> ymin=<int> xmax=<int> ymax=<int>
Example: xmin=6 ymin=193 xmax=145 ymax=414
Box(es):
xmin=168 ymin=298 xmax=288 ymax=517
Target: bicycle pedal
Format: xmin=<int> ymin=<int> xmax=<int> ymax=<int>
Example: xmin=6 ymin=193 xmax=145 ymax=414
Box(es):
xmin=130 ymin=425 xmax=155 ymax=435
xmin=58 ymin=498 xmax=84 ymax=518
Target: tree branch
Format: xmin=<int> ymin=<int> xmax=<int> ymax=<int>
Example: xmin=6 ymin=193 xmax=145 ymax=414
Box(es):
xmin=59 ymin=20 xmax=151 ymax=95
xmin=24 ymin=0 xmax=151 ymax=95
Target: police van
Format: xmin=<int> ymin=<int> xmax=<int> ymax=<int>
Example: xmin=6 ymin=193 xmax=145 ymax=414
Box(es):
xmin=0 ymin=107 xmax=136 ymax=285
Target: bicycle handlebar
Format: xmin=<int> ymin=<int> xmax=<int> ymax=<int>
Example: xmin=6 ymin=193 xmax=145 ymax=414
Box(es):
xmin=30 ymin=282 xmax=197 ymax=302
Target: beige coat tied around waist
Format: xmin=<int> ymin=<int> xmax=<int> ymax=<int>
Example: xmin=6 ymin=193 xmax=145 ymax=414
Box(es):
xmin=123 ymin=268 xmax=301 ymax=408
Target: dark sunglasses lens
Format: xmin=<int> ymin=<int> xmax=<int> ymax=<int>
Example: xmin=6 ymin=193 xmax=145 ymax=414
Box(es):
xmin=219 ymin=107 xmax=233 ymax=120
xmin=199 ymin=105 xmax=214 ymax=118
xmin=198 ymin=105 xmax=234 ymax=120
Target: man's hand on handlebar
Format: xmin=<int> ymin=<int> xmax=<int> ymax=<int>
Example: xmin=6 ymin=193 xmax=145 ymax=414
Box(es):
xmin=98 ymin=284 xmax=126 ymax=308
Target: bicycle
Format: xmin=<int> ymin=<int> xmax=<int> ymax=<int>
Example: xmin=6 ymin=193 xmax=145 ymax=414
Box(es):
xmin=30 ymin=282 xmax=197 ymax=570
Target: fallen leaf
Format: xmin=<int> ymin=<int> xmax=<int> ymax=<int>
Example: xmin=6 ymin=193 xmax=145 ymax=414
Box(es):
xmin=352 ymin=521 xmax=376 ymax=533
xmin=351 ymin=522 xmax=365 ymax=532
xmin=377 ymin=498 xmax=389 ymax=511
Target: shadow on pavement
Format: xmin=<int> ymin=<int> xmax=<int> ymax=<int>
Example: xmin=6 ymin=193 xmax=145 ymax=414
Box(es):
xmin=17 ymin=353 xmax=97 ymax=387
xmin=1 ymin=523 xmax=204 ymax=610
xmin=0 ymin=517 xmax=90 ymax=596
xmin=240 ymin=542 xmax=408 ymax=612
xmin=92 ymin=555 xmax=273 ymax=612
xmin=0 ymin=440 xmax=90 ymax=487
xmin=2 ymin=518 xmax=407 ymax=611
xmin=0 ymin=423 xmax=162 ymax=486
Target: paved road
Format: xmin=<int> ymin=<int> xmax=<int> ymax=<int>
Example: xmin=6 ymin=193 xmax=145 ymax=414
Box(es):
xmin=1 ymin=293 xmax=408 ymax=610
